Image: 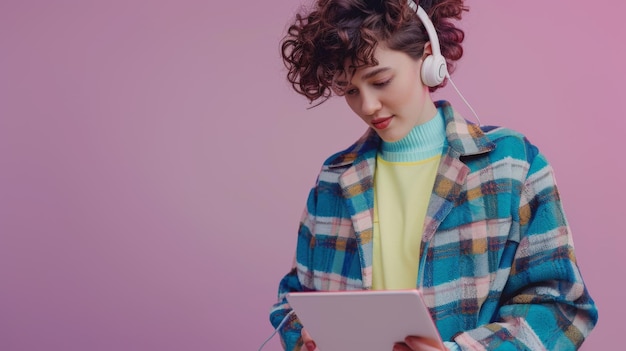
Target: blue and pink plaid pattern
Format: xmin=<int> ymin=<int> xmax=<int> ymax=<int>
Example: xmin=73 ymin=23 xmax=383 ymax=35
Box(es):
xmin=270 ymin=101 xmax=597 ymax=350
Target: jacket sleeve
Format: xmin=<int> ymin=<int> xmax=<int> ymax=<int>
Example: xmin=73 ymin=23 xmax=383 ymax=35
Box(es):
xmin=453 ymin=152 xmax=598 ymax=350
xmin=269 ymin=187 xmax=318 ymax=351
xmin=269 ymin=266 xmax=305 ymax=351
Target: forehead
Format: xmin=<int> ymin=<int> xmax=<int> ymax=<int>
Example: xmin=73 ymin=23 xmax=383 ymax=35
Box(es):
xmin=334 ymin=45 xmax=411 ymax=85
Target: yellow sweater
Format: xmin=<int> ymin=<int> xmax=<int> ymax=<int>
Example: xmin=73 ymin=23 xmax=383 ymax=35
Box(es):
xmin=372 ymin=110 xmax=446 ymax=290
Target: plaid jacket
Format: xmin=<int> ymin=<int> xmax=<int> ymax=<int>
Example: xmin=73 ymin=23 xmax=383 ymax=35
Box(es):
xmin=270 ymin=101 xmax=598 ymax=350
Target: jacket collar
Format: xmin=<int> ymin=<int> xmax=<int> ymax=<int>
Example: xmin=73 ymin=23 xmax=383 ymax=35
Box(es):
xmin=324 ymin=100 xmax=494 ymax=169
xmin=439 ymin=101 xmax=495 ymax=157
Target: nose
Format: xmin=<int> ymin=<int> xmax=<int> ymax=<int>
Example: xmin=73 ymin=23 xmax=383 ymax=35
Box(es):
xmin=360 ymin=90 xmax=382 ymax=116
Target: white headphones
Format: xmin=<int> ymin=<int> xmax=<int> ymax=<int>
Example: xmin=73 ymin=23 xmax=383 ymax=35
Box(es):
xmin=407 ymin=0 xmax=482 ymax=124
xmin=407 ymin=0 xmax=447 ymax=87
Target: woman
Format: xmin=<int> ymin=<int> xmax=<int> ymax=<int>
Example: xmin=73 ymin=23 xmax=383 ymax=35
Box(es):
xmin=269 ymin=0 xmax=598 ymax=350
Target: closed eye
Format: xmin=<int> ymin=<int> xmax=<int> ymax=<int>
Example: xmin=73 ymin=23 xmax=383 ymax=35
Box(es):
xmin=346 ymin=88 xmax=359 ymax=96
xmin=374 ymin=79 xmax=392 ymax=87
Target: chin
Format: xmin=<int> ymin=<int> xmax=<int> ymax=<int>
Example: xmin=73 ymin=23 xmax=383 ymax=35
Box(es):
xmin=377 ymin=131 xmax=406 ymax=143
xmin=379 ymin=135 xmax=401 ymax=143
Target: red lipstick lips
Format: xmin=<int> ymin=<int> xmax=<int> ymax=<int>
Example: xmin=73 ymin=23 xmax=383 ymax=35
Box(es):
xmin=372 ymin=116 xmax=393 ymax=130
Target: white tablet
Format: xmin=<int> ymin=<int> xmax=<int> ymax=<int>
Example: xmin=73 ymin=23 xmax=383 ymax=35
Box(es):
xmin=285 ymin=289 xmax=443 ymax=351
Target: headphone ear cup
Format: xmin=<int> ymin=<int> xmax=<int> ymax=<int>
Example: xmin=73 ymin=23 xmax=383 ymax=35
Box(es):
xmin=421 ymin=54 xmax=447 ymax=87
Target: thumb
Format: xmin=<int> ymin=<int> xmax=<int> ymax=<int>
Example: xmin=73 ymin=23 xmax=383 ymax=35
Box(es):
xmin=301 ymin=329 xmax=317 ymax=351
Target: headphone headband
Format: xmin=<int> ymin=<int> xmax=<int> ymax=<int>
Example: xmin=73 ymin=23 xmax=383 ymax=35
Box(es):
xmin=408 ymin=1 xmax=443 ymax=59
xmin=407 ymin=0 xmax=448 ymax=86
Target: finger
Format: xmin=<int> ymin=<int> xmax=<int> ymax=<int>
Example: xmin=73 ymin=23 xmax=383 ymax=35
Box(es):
xmin=301 ymin=329 xmax=317 ymax=351
xmin=301 ymin=328 xmax=314 ymax=342
xmin=404 ymin=336 xmax=444 ymax=351
xmin=393 ymin=342 xmax=412 ymax=351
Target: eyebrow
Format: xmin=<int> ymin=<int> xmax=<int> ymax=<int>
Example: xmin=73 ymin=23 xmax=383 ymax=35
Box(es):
xmin=362 ymin=67 xmax=391 ymax=80
xmin=334 ymin=67 xmax=391 ymax=86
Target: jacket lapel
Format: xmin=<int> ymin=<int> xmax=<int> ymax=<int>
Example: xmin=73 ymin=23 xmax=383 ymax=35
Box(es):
xmin=328 ymin=130 xmax=379 ymax=289
xmin=417 ymin=102 xmax=495 ymax=288
xmin=422 ymin=152 xmax=469 ymax=241
xmin=422 ymin=101 xmax=495 ymax=242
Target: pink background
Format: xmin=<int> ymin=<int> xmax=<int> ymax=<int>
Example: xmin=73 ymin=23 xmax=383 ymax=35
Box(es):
xmin=1 ymin=1 xmax=623 ymax=350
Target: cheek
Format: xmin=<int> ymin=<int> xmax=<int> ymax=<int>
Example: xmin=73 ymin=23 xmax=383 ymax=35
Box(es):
xmin=392 ymin=78 xmax=424 ymax=107
xmin=384 ymin=87 xmax=412 ymax=110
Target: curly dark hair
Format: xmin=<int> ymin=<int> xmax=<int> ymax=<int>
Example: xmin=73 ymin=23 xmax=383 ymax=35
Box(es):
xmin=281 ymin=0 xmax=468 ymax=104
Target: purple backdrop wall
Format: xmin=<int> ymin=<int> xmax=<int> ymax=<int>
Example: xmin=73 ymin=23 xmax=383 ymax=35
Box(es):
xmin=1 ymin=1 xmax=623 ymax=350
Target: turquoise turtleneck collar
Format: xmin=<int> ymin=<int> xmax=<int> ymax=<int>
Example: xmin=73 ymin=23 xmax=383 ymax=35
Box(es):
xmin=379 ymin=107 xmax=447 ymax=162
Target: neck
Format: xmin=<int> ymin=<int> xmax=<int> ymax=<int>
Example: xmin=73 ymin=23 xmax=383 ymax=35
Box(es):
xmin=380 ymin=107 xmax=446 ymax=162
xmin=416 ymin=98 xmax=438 ymax=126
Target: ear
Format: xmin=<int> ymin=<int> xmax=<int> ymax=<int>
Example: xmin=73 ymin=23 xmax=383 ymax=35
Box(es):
xmin=423 ymin=42 xmax=433 ymax=57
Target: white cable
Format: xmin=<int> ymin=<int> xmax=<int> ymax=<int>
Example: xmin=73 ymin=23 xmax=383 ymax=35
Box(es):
xmin=258 ymin=310 xmax=296 ymax=351
xmin=446 ymin=74 xmax=482 ymax=126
